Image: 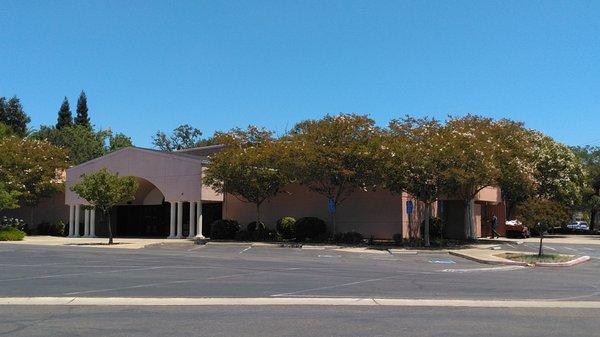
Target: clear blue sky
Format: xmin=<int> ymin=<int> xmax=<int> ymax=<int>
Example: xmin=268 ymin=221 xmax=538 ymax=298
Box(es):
xmin=2 ymin=0 xmax=599 ymax=147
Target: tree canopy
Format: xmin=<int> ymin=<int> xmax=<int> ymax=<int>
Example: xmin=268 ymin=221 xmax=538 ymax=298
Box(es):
xmin=0 ymin=96 xmax=31 ymax=136
xmin=153 ymin=124 xmax=205 ymax=151
xmin=74 ymin=91 xmax=90 ymax=128
xmin=0 ymin=137 xmax=69 ymax=206
xmin=70 ymin=168 xmax=138 ymax=244
xmin=56 ymin=97 xmax=73 ymax=129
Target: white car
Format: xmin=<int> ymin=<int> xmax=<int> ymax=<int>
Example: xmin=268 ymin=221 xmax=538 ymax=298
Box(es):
xmin=567 ymin=221 xmax=590 ymax=231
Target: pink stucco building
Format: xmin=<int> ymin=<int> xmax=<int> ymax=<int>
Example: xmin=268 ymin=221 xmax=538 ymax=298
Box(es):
xmin=2 ymin=145 xmax=505 ymax=240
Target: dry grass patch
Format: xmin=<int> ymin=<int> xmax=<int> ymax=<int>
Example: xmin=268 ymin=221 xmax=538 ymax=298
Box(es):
xmin=498 ymin=252 xmax=573 ymax=263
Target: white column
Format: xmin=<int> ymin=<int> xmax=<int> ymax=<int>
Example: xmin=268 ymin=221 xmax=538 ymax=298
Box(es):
xmin=90 ymin=209 xmax=96 ymax=238
xmin=68 ymin=205 xmax=75 ymax=237
xmin=168 ymin=202 xmax=176 ymax=238
xmin=196 ymin=200 xmax=205 ymax=238
xmin=74 ymin=204 xmax=81 ymax=237
xmin=176 ymin=201 xmax=183 ymax=238
xmin=188 ymin=202 xmax=196 ymax=238
xmin=84 ymin=209 xmax=90 ymax=237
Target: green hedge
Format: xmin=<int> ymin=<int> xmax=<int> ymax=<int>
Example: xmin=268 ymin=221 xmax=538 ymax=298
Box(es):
xmin=295 ymin=217 xmax=327 ymax=242
xmin=276 ymin=217 xmax=296 ymax=240
xmin=209 ymin=219 xmax=240 ymax=240
xmin=0 ymin=227 xmax=26 ymax=241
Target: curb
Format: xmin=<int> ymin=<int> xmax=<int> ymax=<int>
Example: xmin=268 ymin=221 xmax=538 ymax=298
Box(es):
xmin=448 ymin=251 xmax=529 ymax=267
xmin=535 ymin=255 xmax=590 ymax=267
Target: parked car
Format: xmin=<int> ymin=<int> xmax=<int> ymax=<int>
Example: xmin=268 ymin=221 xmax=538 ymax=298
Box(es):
xmin=505 ymin=220 xmax=530 ymax=238
xmin=566 ymin=221 xmax=589 ymax=231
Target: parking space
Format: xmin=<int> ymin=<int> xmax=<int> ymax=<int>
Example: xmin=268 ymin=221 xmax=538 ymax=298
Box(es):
xmin=1 ymin=241 xmax=599 ymax=301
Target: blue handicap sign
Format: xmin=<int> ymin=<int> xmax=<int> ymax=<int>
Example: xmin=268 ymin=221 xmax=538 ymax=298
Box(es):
xmin=328 ymin=198 xmax=336 ymax=214
xmin=406 ymin=200 xmax=414 ymax=215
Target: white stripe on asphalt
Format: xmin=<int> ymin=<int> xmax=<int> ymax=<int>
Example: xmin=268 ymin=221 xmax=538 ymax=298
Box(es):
xmin=1 ymin=297 xmax=600 ymax=308
xmin=442 ymin=266 xmax=526 ymax=273
xmin=239 ymin=246 xmax=252 ymax=254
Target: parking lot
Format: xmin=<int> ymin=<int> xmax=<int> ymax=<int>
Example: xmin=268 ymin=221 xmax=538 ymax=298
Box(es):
xmin=1 ymin=240 xmax=600 ymax=336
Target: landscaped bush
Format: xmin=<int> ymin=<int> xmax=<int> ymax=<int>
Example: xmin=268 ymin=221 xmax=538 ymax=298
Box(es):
xmin=247 ymin=221 xmax=266 ymax=232
xmin=295 ymin=217 xmax=327 ymax=242
xmin=276 ymin=217 xmax=296 ymax=240
xmin=392 ymin=233 xmax=403 ymax=245
xmin=0 ymin=227 xmax=26 ymax=241
xmin=0 ymin=216 xmax=26 ymax=231
xmin=209 ymin=219 xmax=240 ymax=240
xmin=37 ymin=221 xmax=66 ymax=236
xmin=333 ymin=231 xmax=364 ymax=245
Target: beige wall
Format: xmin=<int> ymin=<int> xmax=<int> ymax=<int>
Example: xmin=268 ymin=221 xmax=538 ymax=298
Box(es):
xmin=0 ymin=191 xmax=69 ymax=228
xmin=65 ymin=147 xmax=217 ymax=204
xmin=224 ymin=184 xmax=405 ymax=239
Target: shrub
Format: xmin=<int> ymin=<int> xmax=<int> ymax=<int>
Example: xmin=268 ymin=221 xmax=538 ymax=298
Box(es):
xmin=209 ymin=219 xmax=240 ymax=240
xmin=0 ymin=216 xmax=26 ymax=231
xmin=333 ymin=231 xmax=364 ymax=245
xmin=247 ymin=221 xmax=266 ymax=232
xmin=235 ymin=230 xmax=252 ymax=241
xmin=49 ymin=220 xmax=66 ymax=236
xmin=392 ymin=233 xmax=403 ymax=245
xmin=0 ymin=227 xmax=26 ymax=241
xmin=295 ymin=217 xmax=327 ymax=242
xmin=276 ymin=217 xmax=296 ymax=240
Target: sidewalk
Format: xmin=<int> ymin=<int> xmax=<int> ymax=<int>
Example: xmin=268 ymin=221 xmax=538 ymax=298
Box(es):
xmin=6 ymin=236 xmax=188 ymax=249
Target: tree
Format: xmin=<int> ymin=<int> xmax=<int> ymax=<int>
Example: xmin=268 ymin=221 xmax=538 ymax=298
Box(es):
xmin=56 ymin=97 xmax=73 ymax=129
xmin=152 ymin=124 xmax=203 ymax=151
xmin=570 ymin=146 xmax=600 ymax=230
xmin=0 ymin=182 xmax=20 ymax=211
xmin=0 ymin=123 xmax=15 ymax=139
xmin=0 ymin=137 xmax=68 ymax=209
xmin=0 ymin=96 xmax=31 ymax=136
xmin=74 ymin=91 xmax=90 ymax=128
xmin=70 ymin=168 xmax=138 ymax=244
xmin=108 ymin=132 xmax=133 ymax=152
xmin=436 ymin=115 xmax=501 ymax=239
xmin=284 ymin=114 xmax=384 ymax=233
xmin=31 ymin=125 xmax=107 ymax=165
xmin=204 ymin=128 xmax=288 ymax=225
xmin=385 ymin=117 xmax=444 ymax=246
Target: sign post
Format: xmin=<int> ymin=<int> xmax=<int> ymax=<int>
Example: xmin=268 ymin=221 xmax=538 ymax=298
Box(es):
xmin=406 ymin=200 xmax=414 ymax=240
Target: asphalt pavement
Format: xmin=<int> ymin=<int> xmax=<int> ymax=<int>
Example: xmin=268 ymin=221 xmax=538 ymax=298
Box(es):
xmin=1 ymin=240 xmax=599 ymax=336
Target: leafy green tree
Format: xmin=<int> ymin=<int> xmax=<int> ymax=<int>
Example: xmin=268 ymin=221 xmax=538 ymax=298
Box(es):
xmin=0 ymin=96 xmax=31 ymax=136
xmin=385 ymin=117 xmax=443 ymax=246
xmin=0 ymin=123 xmax=15 ymax=139
xmin=31 ymin=125 xmax=107 ymax=165
xmin=516 ymin=198 xmax=570 ymax=229
xmin=204 ymin=128 xmax=288 ymax=224
xmin=56 ymin=97 xmax=73 ymax=129
xmin=108 ymin=132 xmax=133 ymax=152
xmin=152 ymin=124 xmax=204 ymax=151
xmin=70 ymin=168 xmax=138 ymax=244
xmin=0 ymin=182 xmax=20 ymax=211
xmin=435 ymin=115 xmax=501 ymax=239
xmin=571 ymin=146 xmax=600 ymax=229
xmin=284 ymin=114 xmax=385 ymax=233
xmin=74 ymin=91 xmax=90 ymax=128
xmin=0 ymin=137 xmax=69 ymax=209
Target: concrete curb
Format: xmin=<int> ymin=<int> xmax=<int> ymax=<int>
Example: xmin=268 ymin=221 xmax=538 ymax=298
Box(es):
xmin=449 ymin=251 xmax=529 ymax=267
xmin=535 ymin=255 xmax=590 ymax=267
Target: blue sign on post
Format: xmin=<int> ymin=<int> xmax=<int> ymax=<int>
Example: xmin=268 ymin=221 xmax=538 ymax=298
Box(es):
xmin=406 ymin=200 xmax=414 ymax=215
xmin=328 ymin=198 xmax=336 ymax=214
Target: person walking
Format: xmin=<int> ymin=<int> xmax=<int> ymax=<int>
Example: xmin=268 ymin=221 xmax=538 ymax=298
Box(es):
xmin=490 ymin=214 xmax=500 ymax=239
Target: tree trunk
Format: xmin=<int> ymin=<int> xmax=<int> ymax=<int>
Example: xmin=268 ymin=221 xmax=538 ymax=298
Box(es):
xmin=107 ymin=211 xmax=113 ymax=245
xmin=538 ymin=233 xmax=544 ymax=257
xmin=256 ymin=203 xmax=261 ymax=225
xmin=591 ymin=209 xmax=597 ymax=231
xmin=464 ymin=199 xmax=476 ymax=240
xmin=424 ymin=201 xmax=431 ymax=247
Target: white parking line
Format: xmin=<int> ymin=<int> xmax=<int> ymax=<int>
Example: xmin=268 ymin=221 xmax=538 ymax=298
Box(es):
xmin=4 ymin=297 xmax=600 ymax=308
xmin=239 ymin=246 xmax=252 ymax=254
xmin=442 ymin=266 xmax=527 ymax=273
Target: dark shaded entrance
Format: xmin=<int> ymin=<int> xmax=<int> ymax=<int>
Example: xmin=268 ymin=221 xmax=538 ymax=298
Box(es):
xmin=115 ymin=202 xmax=170 ymax=237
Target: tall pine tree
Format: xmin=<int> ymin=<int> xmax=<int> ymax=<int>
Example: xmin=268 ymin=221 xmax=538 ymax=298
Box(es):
xmin=0 ymin=96 xmax=31 ymax=136
xmin=75 ymin=90 xmax=90 ymax=128
xmin=56 ymin=97 xmax=72 ymax=129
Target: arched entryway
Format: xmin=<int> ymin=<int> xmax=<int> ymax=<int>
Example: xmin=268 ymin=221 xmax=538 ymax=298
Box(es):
xmin=113 ymin=177 xmax=170 ymax=237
